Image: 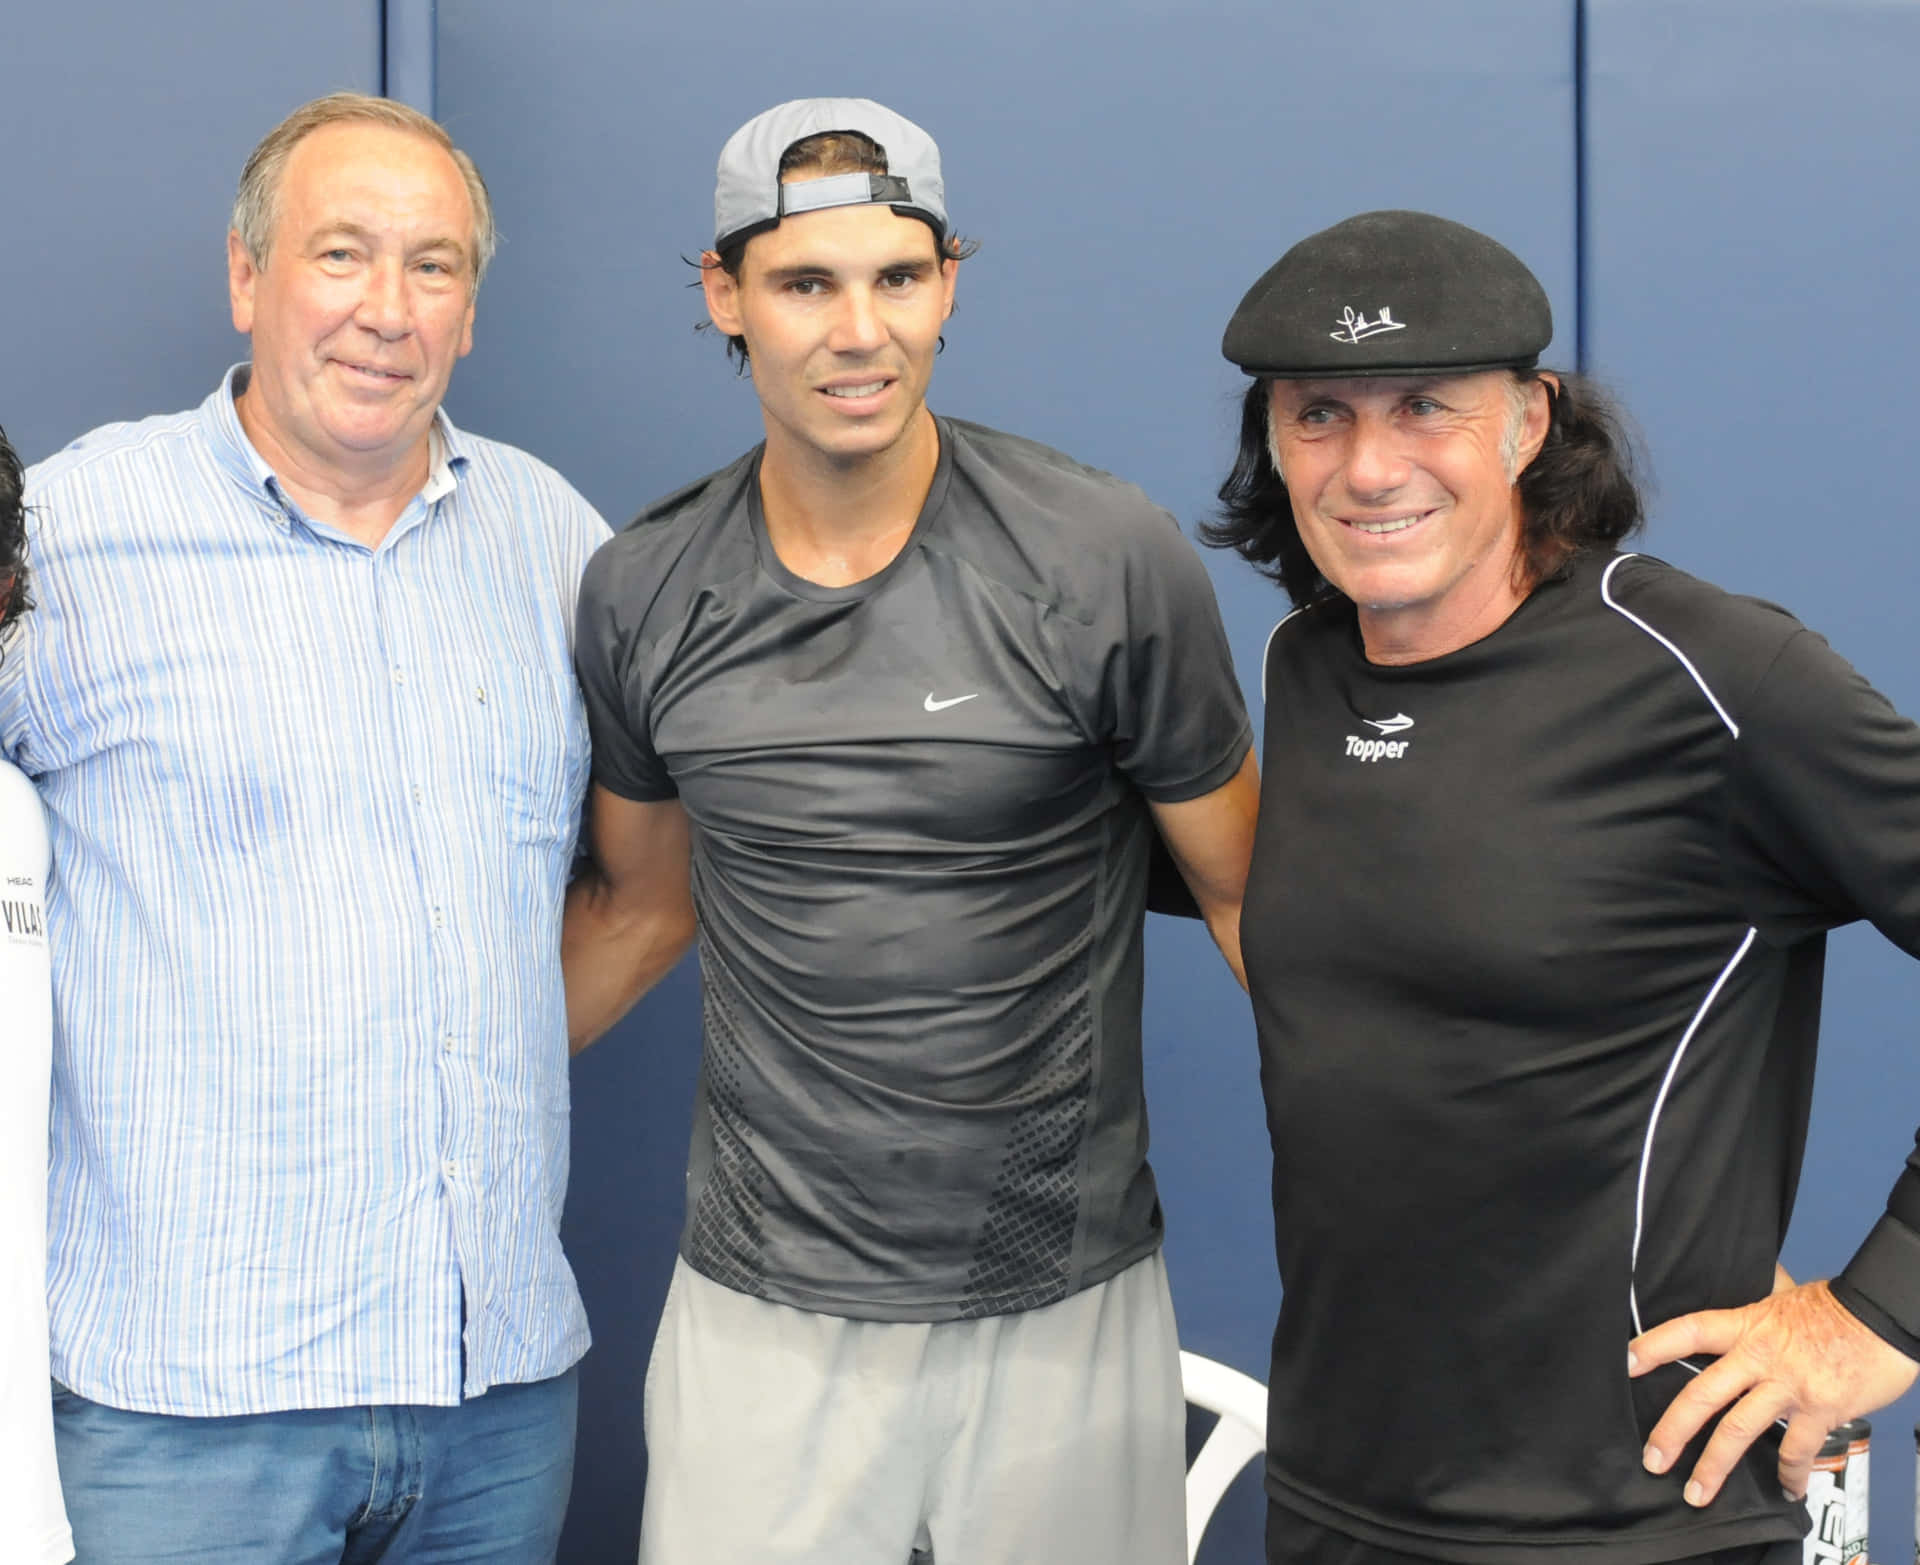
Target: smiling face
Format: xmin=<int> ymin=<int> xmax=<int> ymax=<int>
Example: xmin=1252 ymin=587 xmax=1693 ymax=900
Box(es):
xmin=702 ymin=201 xmax=957 ymax=472
xmin=228 ymin=119 xmax=477 ymax=495
xmin=1266 ymin=371 xmax=1550 ymax=663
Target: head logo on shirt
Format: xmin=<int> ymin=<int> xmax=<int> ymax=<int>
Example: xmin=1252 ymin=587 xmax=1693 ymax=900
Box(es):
xmin=2 ymin=892 xmax=44 ymax=943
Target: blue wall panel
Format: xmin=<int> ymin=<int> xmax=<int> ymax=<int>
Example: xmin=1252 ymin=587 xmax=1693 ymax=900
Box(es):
xmin=435 ymin=4 xmax=1576 ymax=1559
xmin=0 ymin=2 xmax=382 ymax=464
xmin=10 ymin=0 xmax=1919 ymax=1557
xmin=1586 ymin=3 xmax=1920 ymax=1555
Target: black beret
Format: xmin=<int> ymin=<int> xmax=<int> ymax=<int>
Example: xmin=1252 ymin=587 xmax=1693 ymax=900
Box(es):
xmin=1222 ymin=210 xmax=1552 ymax=378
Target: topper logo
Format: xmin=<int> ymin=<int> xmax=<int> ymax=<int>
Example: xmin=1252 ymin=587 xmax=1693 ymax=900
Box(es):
xmin=1344 ymin=713 xmax=1414 ymax=762
xmin=1330 ymin=305 xmax=1407 ymax=345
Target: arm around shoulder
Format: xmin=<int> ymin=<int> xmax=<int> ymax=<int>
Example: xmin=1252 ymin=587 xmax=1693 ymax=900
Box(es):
xmin=562 ymin=783 xmax=697 ymax=1052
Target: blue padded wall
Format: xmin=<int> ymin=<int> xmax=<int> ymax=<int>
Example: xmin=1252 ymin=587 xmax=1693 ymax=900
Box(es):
xmin=27 ymin=1 xmax=1920 ymax=1559
xmin=0 ymin=2 xmax=382 ymax=464
xmin=1586 ymin=3 xmax=1920 ymax=1556
xmin=22 ymin=1 xmax=1920 ymax=1560
xmin=435 ymin=4 xmax=1576 ymax=1559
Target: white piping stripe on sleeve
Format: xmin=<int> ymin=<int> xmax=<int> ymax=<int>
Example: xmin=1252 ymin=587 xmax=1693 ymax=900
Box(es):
xmin=1600 ymin=554 xmax=1740 ymax=739
xmin=1628 ymin=925 xmax=1759 ymax=1337
xmin=1261 ymin=608 xmax=1306 ymax=704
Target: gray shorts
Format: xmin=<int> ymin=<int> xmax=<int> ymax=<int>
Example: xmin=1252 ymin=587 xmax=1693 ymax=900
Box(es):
xmin=637 ymin=1251 xmax=1186 ymax=1565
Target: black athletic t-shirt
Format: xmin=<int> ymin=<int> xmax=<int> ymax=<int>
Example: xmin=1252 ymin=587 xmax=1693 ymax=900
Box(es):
xmin=1246 ymin=550 xmax=1920 ymax=1565
xmin=576 ymin=417 xmax=1251 ymax=1321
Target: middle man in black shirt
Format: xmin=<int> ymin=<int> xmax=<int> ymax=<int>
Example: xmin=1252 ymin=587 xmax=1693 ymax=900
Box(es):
xmin=564 ymin=97 xmax=1257 ymax=1564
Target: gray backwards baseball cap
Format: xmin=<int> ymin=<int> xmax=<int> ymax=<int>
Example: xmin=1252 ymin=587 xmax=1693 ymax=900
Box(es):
xmin=1222 ymin=210 xmax=1551 ymax=379
xmin=713 ymin=97 xmax=947 ymax=253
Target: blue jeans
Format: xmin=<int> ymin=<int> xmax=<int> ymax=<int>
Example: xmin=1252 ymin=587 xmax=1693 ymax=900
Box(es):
xmin=52 ymin=1368 xmax=577 ymax=1565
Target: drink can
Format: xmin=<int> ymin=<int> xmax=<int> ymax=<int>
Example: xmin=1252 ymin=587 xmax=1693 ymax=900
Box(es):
xmin=1805 ymin=1419 xmax=1868 ymax=1565
xmin=1842 ymin=1419 xmax=1868 ymax=1565
xmin=1911 ymin=1421 xmax=1920 ymax=1565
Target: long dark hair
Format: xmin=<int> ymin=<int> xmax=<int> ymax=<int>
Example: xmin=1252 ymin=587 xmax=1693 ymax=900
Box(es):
xmin=1201 ymin=369 xmax=1647 ymax=606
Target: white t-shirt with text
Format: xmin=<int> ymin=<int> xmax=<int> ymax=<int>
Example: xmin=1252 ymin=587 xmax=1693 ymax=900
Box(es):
xmin=0 ymin=761 xmax=73 ymax=1565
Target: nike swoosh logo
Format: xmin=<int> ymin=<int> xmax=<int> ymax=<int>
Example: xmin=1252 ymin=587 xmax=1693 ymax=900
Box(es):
xmin=924 ymin=692 xmax=980 ymax=713
xmin=1363 ymin=713 xmax=1414 ymax=735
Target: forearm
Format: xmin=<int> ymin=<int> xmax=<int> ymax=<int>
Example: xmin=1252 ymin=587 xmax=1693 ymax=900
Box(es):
xmin=562 ymin=868 xmax=697 ymax=1052
xmin=1147 ymin=752 xmax=1258 ymax=990
xmin=1834 ymin=1181 xmax=1920 ymax=1362
xmin=1198 ymin=898 xmax=1247 ymax=991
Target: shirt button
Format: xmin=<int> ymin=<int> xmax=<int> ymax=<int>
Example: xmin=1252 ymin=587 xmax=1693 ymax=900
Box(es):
xmin=443 ymin=1161 xmax=458 ymax=1179
xmin=432 ymin=907 xmax=444 ymax=929
xmin=475 ymin=686 xmax=487 ymax=704
xmin=442 ymin=1034 xmax=456 ymax=1053
xmin=392 ymin=669 xmax=406 ymax=686
xmin=412 ymin=785 xmax=424 ymax=805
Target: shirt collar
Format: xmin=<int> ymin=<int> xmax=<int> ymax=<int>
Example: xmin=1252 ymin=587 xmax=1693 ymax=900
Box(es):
xmin=199 ymin=363 xmax=471 ymax=528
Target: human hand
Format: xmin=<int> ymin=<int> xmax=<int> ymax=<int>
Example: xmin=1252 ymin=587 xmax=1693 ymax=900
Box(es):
xmin=1628 ymin=1280 xmax=1917 ymax=1505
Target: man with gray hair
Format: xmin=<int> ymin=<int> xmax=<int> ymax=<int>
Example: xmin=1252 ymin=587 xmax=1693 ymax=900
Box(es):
xmin=0 ymin=93 xmax=608 ymax=1561
xmin=1209 ymin=209 xmax=1920 ymax=1565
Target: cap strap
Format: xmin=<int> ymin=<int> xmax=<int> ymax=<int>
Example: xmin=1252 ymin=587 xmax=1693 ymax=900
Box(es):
xmin=778 ymin=172 xmax=913 ymax=218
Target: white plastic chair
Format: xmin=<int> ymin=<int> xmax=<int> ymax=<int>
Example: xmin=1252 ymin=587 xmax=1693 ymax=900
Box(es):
xmin=1180 ymin=1349 xmax=1269 ymax=1564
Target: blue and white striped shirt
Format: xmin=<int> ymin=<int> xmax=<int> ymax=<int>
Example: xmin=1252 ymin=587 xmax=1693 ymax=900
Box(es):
xmin=1 ymin=368 xmax=609 ymax=1415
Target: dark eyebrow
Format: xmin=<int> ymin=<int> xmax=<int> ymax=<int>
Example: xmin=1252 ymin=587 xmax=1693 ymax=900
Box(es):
xmin=1287 ymin=390 xmax=1351 ymax=414
xmin=760 ymin=256 xmax=937 ymax=286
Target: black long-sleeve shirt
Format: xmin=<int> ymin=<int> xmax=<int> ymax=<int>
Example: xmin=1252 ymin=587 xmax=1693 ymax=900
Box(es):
xmin=1245 ymin=549 xmax=1920 ymax=1564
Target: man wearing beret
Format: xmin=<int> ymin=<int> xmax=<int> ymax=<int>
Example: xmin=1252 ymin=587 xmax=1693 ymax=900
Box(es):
xmin=1208 ymin=209 xmax=1920 ymax=1565
xmin=564 ymin=98 xmax=1257 ymax=1562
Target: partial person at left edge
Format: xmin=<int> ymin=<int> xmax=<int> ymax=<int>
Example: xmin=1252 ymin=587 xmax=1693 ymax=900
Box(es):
xmin=0 ymin=426 xmax=73 ymax=1565
xmin=0 ymin=93 xmax=610 ymax=1564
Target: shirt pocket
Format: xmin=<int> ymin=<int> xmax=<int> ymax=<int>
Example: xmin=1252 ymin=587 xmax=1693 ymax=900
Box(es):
xmin=473 ymin=661 xmax=590 ymax=849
